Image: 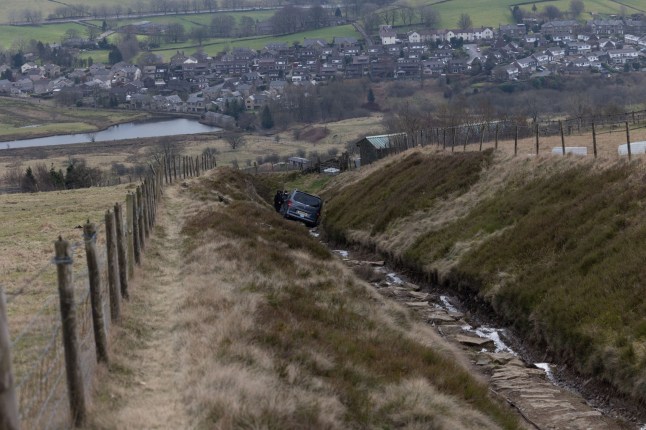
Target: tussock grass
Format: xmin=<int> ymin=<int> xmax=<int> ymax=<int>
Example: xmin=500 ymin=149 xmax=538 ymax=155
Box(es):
xmin=320 ymin=147 xmax=646 ymax=405
xmin=177 ymin=168 xmax=520 ymax=429
xmin=322 ymin=150 xmax=494 ymax=241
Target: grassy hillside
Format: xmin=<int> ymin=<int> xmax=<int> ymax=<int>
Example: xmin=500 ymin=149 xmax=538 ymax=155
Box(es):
xmin=321 ymin=149 xmax=646 ymax=405
xmin=157 ymin=167 xmax=521 ymax=428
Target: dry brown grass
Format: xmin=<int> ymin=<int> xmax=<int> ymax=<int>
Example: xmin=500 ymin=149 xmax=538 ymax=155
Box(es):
xmin=318 ymin=143 xmax=646 ymax=406
xmin=157 ymin=169 xmax=519 ymax=429
xmin=0 ymin=184 xmax=134 ymax=333
xmin=75 ymin=166 xmax=523 ymax=428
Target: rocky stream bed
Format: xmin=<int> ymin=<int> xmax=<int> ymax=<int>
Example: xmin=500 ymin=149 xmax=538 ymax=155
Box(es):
xmin=327 ymin=245 xmax=646 ymax=430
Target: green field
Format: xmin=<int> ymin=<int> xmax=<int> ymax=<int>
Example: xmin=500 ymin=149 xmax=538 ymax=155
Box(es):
xmin=403 ymin=0 xmax=631 ymax=28
xmin=76 ymin=24 xmax=360 ymax=62
xmin=517 ymin=0 xmax=637 ymax=19
xmin=0 ymin=0 xmax=638 ymax=60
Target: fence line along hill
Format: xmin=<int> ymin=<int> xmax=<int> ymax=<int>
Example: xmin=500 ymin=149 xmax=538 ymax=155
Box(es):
xmin=0 ymin=153 xmax=214 ymax=429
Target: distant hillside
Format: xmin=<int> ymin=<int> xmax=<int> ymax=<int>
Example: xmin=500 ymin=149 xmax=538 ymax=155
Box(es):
xmin=321 ymin=148 xmax=646 ymax=407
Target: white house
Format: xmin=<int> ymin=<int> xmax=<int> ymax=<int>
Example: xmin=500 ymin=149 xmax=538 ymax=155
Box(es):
xmin=379 ymin=25 xmax=397 ymax=45
xmin=624 ymin=34 xmax=640 ymax=45
xmin=607 ymin=48 xmax=639 ymax=64
xmin=407 ymin=31 xmax=421 ymax=43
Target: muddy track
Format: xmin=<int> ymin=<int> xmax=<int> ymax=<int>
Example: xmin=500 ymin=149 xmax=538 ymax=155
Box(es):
xmin=333 ymin=248 xmax=640 ymax=430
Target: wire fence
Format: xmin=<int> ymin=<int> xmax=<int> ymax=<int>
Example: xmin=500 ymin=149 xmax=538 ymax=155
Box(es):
xmin=0 ymin=153 xmax=216 ymax=430
xmin=367 ymin=108 xmax=646 ymax=163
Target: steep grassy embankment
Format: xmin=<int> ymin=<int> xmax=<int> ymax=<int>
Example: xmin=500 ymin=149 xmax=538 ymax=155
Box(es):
xmin=169 ymin=168 xmax=521 ymax=429
xmin=321 ymin=149 xmax=646 ymax=405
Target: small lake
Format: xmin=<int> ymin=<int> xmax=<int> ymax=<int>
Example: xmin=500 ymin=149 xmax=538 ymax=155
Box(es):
xmin=0 ymin=118 xmax=221 ymax=150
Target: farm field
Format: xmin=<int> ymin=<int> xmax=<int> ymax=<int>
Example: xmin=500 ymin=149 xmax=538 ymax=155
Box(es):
xmin=151 ymin=25 xmax=361 ymax=59
xmin=0 ymin=0 xmax=637 ymax=57
xmin=517 ymin=0 xmax=637 ymax=18
xmin=0 ymin=98 xmax=151 ymax=141
xmin=402 ymin=0 xmax=628 ymax=28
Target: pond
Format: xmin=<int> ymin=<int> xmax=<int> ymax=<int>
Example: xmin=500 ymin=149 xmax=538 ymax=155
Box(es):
xmin=0 ymin=118 xmax=221 ymax=150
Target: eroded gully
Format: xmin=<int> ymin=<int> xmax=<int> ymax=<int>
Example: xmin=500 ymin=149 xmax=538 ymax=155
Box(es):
xmin=312 ymin=232 xmax=645 ymax=430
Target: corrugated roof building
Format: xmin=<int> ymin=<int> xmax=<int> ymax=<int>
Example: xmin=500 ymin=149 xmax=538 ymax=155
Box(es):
xmin=355 ymin=133 xmax=408 ymax=165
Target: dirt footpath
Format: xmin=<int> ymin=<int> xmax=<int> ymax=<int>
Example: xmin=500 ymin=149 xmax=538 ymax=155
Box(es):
xmin=85 ymin=186 xmax=190 ymax=429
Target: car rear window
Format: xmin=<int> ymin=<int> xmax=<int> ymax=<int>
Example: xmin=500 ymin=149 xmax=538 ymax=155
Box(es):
xmin=293 ymin=192 xmax=321 ymax=207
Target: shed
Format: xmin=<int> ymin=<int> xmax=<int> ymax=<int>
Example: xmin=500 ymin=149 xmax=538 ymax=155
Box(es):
xmin=355 ymin=133 xmax=408 ymax=165
xmin=288 ymin=156 xmax=311 ymax=169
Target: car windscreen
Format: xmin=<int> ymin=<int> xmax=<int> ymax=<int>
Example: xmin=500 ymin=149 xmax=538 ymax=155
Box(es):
xmin=293 ymin=192 xmax=321 ymax=207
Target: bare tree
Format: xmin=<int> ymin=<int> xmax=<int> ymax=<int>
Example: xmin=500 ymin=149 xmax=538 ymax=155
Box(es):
xmin=543 ymin=5 xmax=562 ymax=20
xmin=211 ymin=15 xmax=236 ymax=37
xmin=361 ymin=3 xmax=380 ymax=33
xmin=400 ymin=6 xmax=416 ymax=26
xmin=420 ymin=6 xmax=440 ymax=28
xmin=225 ymin=133 xmax=246 ymax=150
xmin=307 ymin=5 xmax=328 ymax=29
xmin=22 ymin=9 xmax=43 ymax=24
xmin=270 ymin=6 xmax=305 ymax=34
xmin=166 ymin=22 xmax=186 ymax=43
xmin=86 ymin=26 xmax=101 ymax=41
xmin=113 ymin=4 xmax=123 ymax=19
xmin=457 ymin=13 xmax=472 ymax=30
xmin=381 ymin=7 xmax=397 ymax=26
xmin=117 ymin=33 xmax=139 ymax=62
xmin=569 ymin=0 xmax=584 ymax=17
xmin=2 ymin=167 xmax=23 ymax=190
xmin=190 ymin=26 xmax=209 ymax=45
xmin=239 ymin=16 xmax=256 ymax=36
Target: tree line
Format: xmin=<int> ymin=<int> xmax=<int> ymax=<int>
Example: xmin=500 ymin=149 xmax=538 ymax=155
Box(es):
xmin=9 ymin=0 xmax=274 ymax=24
xmin=4 ymin=159 xmax=106 ymax=193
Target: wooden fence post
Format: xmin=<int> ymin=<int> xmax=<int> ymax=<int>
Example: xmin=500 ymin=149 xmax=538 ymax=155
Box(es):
xmin=129 ymin=192 xmax=140 ymax=267
xmin=514 ymin=125 xmax=518 ymax=156
xmin=0 ymin=288 xmax=20 ymax=430
xmin=494 ymin=123 xmax=498 ymax=150
xmin=479 ymin=125 xmax=485 ymax=152
xmin=105 ymin=210 xmax=121 ymax=323
xmin=136 ymin=186 xmax=146 ymax=250
xmin=451 ymin=127 xmax=456 ymax=152
xmin=196 ymin=156 xmax=200 ymax=176
xmin=126 ymin=192 xmax=139 ymax=270
xmin=173 ymin=156 xmax=177 ymax=181
xmin=145 ymin=178 xmax=152 ymax=229
xmin=535 ymin=123 xmax=539 ymax=155
xmin=560 ymin=120 xmax=566 ymax=155
xmin=442 ymin=128 xmax=446 ymax=150
xmin=626 ymin=121 xmax=632 ymax=160
xmin=83 ymin=222 xmax=109 ymax=364
xmin=114 ymin=203 xmax=129 ymax=299
xmin=163 ymin=156 xmax=168 ymax=185
xmin=592 ymin=122 xmax=598 ymax=159
xmin=463 ymin=126 xmax=469 ymax=151
xmin=142 ymin=182 xmax=150 ymax=238
xmin=54 ymin=238 xmax=87 ymax=427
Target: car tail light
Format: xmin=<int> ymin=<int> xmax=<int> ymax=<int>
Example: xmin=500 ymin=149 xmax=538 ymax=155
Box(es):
xmin=287 ymin=200 xmax=292 ymax=207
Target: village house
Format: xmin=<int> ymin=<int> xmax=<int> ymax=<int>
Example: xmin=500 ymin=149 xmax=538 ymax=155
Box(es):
xmin=541 ymin=20 xmax=580 ymax=40
xmin=605 ymin=48 xmax=640 ymax=64
xmin=379 ymin=25 xmax=397 ymax=45
xmin=499 ymin=24 xmax=526 ymax=38
xmin=590 ymin=19 xmax=624 ymax=36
